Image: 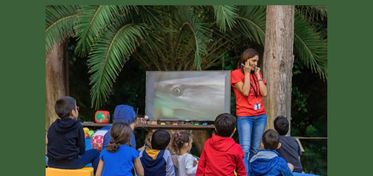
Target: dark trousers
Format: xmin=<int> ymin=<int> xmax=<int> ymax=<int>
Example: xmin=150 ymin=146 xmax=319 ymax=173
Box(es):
xmin=48 ymin=149 xmax=100 ymax=174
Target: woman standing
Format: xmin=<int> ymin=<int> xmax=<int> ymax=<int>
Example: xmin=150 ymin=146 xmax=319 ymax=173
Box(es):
xmin=231 ymin=48 xmax=267 ymax=175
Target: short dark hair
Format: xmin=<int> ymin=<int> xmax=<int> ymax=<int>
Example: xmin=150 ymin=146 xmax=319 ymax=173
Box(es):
xmin=214 ymin=113 xmax=236 ymax=137
xmin=274 ymin=116 xmax=289 ymax=135
xmin=55 ymin=96 xmax=77 ymax=118
xmin=262 ymin=129 xmax=280 ymax=150
xmin=151 ymin=129 xmax=171 ymax=150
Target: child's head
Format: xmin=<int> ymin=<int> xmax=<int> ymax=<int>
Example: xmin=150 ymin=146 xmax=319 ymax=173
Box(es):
xmin=274 ymin=116 xmax=289 ymax=136
xmin=151 ymin=129 xmax=171 ymax=150
xmin=214 ymin=113 xmax=236 ymax=137
xmin=107 ymin=122 xmax=132 ymax=152
xmin=173 ymin=130 xmax=193 ymax=154
xmin=113 ymin=104 xmax=137 ymax=129
xmin=262 ymin=129 xmax=280 ymax=150
xmin=55 ymin=96 xmax=78 ymax=119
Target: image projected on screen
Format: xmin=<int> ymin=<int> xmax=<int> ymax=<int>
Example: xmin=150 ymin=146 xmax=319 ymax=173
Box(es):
xmin=146 ymin=71 xmax=230 ymax=121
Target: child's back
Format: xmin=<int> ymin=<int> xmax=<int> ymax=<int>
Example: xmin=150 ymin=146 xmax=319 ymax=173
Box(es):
xmin=196 ymin=113 xmax=246 ymax=176
xmin=96 ymin=122 xmax=143 ymax=176
xmin=250 ymin=150 xmax=292 ymax=176
xmin=140 ymin=148 xmax=174 ymax=176
xmin=47 ymin=96 xmax=99 ymax=172
xmin=174 ymin=153 xmax=197 ymax=176
xmin=274 ymin=116 xmax=303 ymax=172
xmin=250 ymin=129 xmax=293 ymax=176
xmin=277 ymin=136 xmax=303 ymax=172
xmin=172 ymin=130 xmax=197 ymax=176
xmin=139 ymin=129 xmax=175 ymax=176
xmin=100 ymin=144 xmax=138 ymax=176
xmin=47 ymin=117 xmax=85 ymax=162
xmin=102 ymin=104 xmax=137 ymax=148
xmin=197 ymin=134 xmax=246 ymax=176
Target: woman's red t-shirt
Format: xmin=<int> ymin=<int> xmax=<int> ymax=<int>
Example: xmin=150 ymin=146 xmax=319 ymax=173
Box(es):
xmin=231 ymin=69 xmax=266 ymax=117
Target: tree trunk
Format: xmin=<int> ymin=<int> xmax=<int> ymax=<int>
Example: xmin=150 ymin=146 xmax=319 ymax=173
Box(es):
xmin=45 ymin=41 xmax=68 ymax=130
xmin=263 ymin=5 xmax=295 ymax=131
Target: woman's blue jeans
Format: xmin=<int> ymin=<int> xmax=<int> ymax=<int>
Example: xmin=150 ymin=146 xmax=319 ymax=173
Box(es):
xmin=237 ymin=114 xmax=267 ymax=176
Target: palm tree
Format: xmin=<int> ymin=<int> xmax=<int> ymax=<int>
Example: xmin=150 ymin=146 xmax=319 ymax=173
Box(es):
xmin=45 ymin=5 xmax=327 ymax=116
xmin=45 ymin=5 xmax=79 ymax=128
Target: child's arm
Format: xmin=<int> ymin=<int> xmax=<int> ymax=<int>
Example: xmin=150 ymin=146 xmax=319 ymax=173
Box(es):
xmin=280 ymin=159 xmax=294 ymax=176
xmin=185 ymin=154 xmax=198 ymax=175
xmin=134 ymin=157 xmax=144 ymax=176
xmin=164 ymin=150 xmax=176 ymax=176
xmin=196 ymin=148 xmax=207 ymax=176
xmin=95 ymin=159 xmax=104 ymax=176
xmin=288 ymin=163 xmax=294 ymax=172
xmin=236 ymin=150 xmax=247 ymax=176
xmin=78 ymin=126 xmax=86 ymax=154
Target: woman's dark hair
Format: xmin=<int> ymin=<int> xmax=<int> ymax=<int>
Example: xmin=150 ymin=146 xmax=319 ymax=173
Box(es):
xmin=107 ymin=122 xmax=132 ymax=152
xmin=55 ymin=96 xmax=77 ymax=118
xmin=151 ymin=129 xmax=171 ymax=150
xmin=172 ymin=130 xmax=192 ymax=154
xmin=214 ymin=113 xmax=236 ymax=137
xmin=237 ymin=48 xmax=259 ymax=68
xmin=274 ymin=116 xmax=289 ymax=135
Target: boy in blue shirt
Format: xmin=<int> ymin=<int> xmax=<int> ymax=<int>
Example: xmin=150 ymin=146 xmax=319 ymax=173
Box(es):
xmin=250 ymin=129 xmax=293 ymax=176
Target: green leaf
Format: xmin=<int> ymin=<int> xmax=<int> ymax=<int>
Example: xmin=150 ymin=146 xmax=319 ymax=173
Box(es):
xmin=88 ymin=24 xmax=146 ymax=108
xmin=45 ymin=5 xmax=80 ymax=53
xmin=213 ymin=5 xmax=237 ymax=32
xmin=294 ymin=13 xmax=327 ymax=79
xmin=75 ymin=5 xmax=135 ymax=56
xmin=234 ymin=6 xmax=266 ymax=45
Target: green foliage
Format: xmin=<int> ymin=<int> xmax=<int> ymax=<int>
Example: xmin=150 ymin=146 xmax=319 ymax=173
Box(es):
xmin=294 ymin=14 xmax=327 ymax=80
xmin=46 ymin=5 xmax=327 ymax=114
xmin=87 ymin=24 xmax=146 ymax=108
xmin=213 ymin=5 xmax=237 ymax=32
xmin=45 ymin=5 xmax=80 ymax=53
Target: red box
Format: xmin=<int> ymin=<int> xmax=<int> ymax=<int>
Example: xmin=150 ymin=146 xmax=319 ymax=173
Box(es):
xmin=94 ymin=110 xmax=110 ymax=124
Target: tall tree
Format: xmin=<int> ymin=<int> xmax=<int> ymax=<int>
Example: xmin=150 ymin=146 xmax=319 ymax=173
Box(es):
xmin=263 ymin=5 xmax=295 ymax=130
xmin=45 ymin=5 xmax=79 ymax=129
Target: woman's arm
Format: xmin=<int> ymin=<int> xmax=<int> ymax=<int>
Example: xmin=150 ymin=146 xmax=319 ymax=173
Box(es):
xmin=95 ymin=159 xmax=104 ymax=176
xmin=134 ymin=158 xmax=144 ymax=176
xmin=234 ymin=72 xmax=251 ymax=96
xmin=255 ymin=68 xmax=267 ymax=97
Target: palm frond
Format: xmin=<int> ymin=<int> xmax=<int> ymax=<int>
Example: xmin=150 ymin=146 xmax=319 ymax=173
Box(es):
xmin=296 ymin=5 xmax=327 ymax=22
xmin=88 ymin=24 xmax=146 ymax=108
xmin=213 ymin=5 xmax=238 ymax=32
xmin=234 ymin=6 xmax=266 ymax=45
xmin=45 ymin=5 xmax=80 ymax=53
xmin=75 ymin=5 xmax=135 ymax=56
xmin=294 ymin=14 xmax=327 ymax=79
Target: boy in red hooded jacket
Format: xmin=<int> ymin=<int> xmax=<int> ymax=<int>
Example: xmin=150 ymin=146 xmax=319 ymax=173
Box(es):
xmin=196 ymin=113 xmax=246 ymax=176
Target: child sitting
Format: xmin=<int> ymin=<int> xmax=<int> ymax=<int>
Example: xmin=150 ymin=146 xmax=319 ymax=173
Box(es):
xmin=250 ymin=129 xmax=293 ymax=176
xmin=47 ymin=96 xmax=100 ymax=173
xmin=102 ymin=104 xmax=137 ymax=148
xmin=96 ymin=122 xmax=144 ymax=176
xmin=140 ymin=129 xmax=176 ymax=176
xmin=274 ymin=116 xmax=303 ymax=173
xmin=196 ymin=113 xmax=246 ymax=176
xmin=172 ymin=130 xmax=198 ymax=176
